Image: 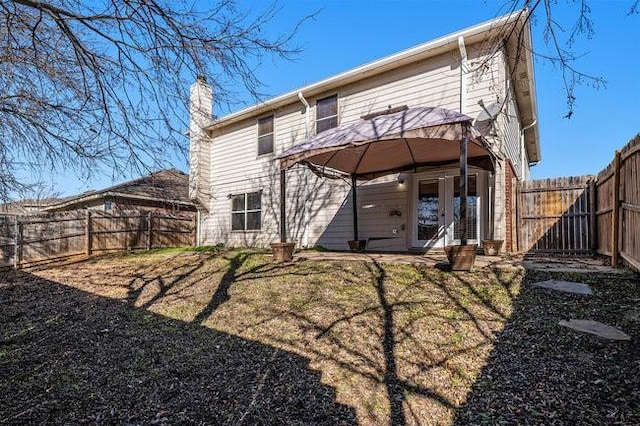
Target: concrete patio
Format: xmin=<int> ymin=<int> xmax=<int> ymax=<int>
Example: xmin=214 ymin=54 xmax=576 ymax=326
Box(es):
xmin=290 ymin=250 xmax=626 ymax=274
xmin=293 ymin=250 xmax=518 ymax=268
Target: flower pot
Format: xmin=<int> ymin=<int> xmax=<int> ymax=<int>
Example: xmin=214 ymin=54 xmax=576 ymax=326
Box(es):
xmin=348 ymin=239 xmax=366 ymax=253
xmin=270 ymin=242 xmax=295 ymax=262
xmin=444 ymin=244 xmax=477 ymax=271
xmin=482 ymin=239 xmax=503 ymax=256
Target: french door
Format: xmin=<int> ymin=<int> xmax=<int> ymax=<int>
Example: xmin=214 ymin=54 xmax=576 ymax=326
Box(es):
xmin=412 ymin=173 xmax=480 ymax=248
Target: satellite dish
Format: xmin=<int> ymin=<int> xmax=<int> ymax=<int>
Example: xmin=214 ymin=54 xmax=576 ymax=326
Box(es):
xmin=474 ymin=98 xmax=505 ymax=136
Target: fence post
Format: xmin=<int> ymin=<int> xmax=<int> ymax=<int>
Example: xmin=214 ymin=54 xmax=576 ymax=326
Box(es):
xmin=17 ymin=222 xmax=23 ymax=266
xmin=193 ymin=214 xmax=198 ymax=247
xmin=611 ymin=151 xmax=621 ymax=266
xmin=514 ymin=179 xmax=520 ymax=253
xmin=85 ymin=210 xmax=92 ymax=256
xmin=13 ymin=216 xmax=19 ymax=270
xmin=147 ymin=212 xmax=153 ymax=250
xmin=589 ymin=179 xmax=597 ymax=255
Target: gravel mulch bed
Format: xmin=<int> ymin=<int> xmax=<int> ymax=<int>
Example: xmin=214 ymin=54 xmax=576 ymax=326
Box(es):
xmin=455 ymin=269 xmax=640 ymax=425
xmin=1 ymin=249 xmax=638 ymax=425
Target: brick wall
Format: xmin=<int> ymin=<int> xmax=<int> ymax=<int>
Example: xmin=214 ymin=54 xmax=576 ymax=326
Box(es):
xmin=504 ymin=160 xmax=517 ymax=252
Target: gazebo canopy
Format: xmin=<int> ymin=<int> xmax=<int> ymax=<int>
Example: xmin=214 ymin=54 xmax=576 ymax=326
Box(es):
xmin=278 ymin=106 xmax=494 ymax=179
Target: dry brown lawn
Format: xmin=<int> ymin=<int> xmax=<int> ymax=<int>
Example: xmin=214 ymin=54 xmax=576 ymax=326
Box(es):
xmin=1 ymin=248 xmax=638 ymax=425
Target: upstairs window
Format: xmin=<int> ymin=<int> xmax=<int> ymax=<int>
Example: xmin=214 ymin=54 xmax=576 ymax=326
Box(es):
xmin=231 ymin=192 xmax=262 ymax=231
xmin=316 ymin=95 xmax=338 ymax=133
xmin=257 ymin=115 xmax=274 ymax=155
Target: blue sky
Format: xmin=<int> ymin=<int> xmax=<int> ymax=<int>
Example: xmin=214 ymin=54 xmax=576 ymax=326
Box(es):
xmin=52 ymin=0 xmax=639 ymax=194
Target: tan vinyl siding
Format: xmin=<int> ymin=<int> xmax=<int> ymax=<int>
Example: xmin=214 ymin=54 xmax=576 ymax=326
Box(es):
xmin=197 ymin=42 xmax=526 ymax=251
xmin=351 ymin=177 xmax=409 ymax=251
xmin=500 ymin=81 xmax=526 ymax=180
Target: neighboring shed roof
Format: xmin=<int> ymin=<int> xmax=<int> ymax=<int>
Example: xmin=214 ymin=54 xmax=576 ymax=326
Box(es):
xmin=44 ymin=169 xmax=194 ymax=211
xmin=203 ymin=10 xmax=540 ymax=163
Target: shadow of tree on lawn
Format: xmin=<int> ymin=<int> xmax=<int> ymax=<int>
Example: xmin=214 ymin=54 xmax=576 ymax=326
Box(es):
xmin=250 ymin=258 xmax=523 ymax=425
xmin=19 ymin=250 xmax=636 ymax=425
xmin=0 ymin=270 xmax=357 ymax=425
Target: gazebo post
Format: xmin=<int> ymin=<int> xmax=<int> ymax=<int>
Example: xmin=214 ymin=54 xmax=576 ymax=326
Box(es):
xmin=445 ymin=122 xmax=476 ymax=270
xmin=459 ymin=129 xmax=468 ymax=246
xmin=347 ymin=174 xmax=365 ymax=252
xmin=270 ymin=168 xmax=295 ymax=262
xmin=351 ymin=174 xmax=359 ymax=241
xmin=280 ymin=169 xmax=286 ymax=243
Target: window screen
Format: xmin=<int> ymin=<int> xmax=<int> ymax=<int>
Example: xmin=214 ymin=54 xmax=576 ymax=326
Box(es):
xmin=316 ymin=95 xmax=338 ymax=133
xmin=257 ymin=116 xmax=274 ymax=155
xmin=231 ymin=192 xmax=262 ymax=231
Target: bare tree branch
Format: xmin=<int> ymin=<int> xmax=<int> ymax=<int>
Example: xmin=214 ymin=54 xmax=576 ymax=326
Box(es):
xmin=466 ymin=1 xmax=635 ymax=120
xmin=0 ymin=0 xmax=309 ymax=200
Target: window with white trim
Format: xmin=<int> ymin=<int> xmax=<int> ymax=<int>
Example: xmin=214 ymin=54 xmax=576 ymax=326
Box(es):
xmin=231 ymin=192 xmax=262 ymax=231
xmin=257 ymin=115 xmax=274 ymax=155
xmin=316 ymin=95 xmax=338 ymax=133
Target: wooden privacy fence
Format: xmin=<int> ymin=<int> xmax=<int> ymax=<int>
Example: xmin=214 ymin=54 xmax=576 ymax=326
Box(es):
xmin=596 ymin=135 xmax=640 ymax=271
xmin=517 ymin=134 xmax=640 ymax=271
xmin=0 ymin=210 xmax=196 ymax=269
xmin=517 ymin=176 xmax=595 ymax=255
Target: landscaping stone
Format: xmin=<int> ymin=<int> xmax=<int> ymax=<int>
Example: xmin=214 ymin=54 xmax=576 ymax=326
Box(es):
xmin=559 ymin=319 xmax=631 ymax=341
xmin=532 ymin=279 xmax=593 ymax=295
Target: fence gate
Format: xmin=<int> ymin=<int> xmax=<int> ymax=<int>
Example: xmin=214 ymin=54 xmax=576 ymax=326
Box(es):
xmin=517 ymin=176 xmax=596 ymax=254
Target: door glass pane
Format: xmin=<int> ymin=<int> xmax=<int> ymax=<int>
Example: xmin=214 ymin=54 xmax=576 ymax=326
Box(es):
xmin=418 ymin=179 xmax=440 ymax=241
xmin=453 ymin=175 xmax=478 ymax=240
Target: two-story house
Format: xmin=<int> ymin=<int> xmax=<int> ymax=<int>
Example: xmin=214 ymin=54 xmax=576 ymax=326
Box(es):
xmin=189 ymin=11 xmax=539 ymax=253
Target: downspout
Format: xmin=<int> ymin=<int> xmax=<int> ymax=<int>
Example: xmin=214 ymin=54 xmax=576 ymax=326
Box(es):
xmin=520 ymin=119 xmax=537 ymax=180
xmin=298 ymin=92 xmax=310 ymax=135
xmin=298 ymin=92 xmax=311 ymax=248
xmin=458 ymin=36 xmax=468 ymax=114
xmin=488 ymin=174 xmax=495 ymax=239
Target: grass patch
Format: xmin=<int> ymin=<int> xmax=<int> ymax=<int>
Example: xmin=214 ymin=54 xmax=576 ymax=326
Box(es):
xmin=1 ymin=250 xmax=637 ymax=425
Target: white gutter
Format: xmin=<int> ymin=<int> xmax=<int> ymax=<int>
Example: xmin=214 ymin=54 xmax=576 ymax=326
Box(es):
xmin=298 ymin=92 xmax=311 ymax=248
xmin=520 ymin=119 xmax=537 ymax=179
xmin=204 ymin=12 xmax=523 ymax=131
xmin=457 ymin=35 xmax=468 ymax=114
xmin=519 ymin=18 xmax=541 ymax=163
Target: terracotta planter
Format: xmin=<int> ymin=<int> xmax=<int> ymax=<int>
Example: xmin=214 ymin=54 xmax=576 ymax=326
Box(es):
xmin=348 ymin=240 xmax=366 ymax=253
xmin=444 ymin=244 xmax=477 ymax=271
xmin=270 ymin=242 xmax=295 ymax=262
xmin=482 ymin=239 xmax=504 ymax=256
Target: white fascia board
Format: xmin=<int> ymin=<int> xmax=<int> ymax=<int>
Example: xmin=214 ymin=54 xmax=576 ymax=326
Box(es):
xmin=522 ymin=21 xmax=541 ymax=163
